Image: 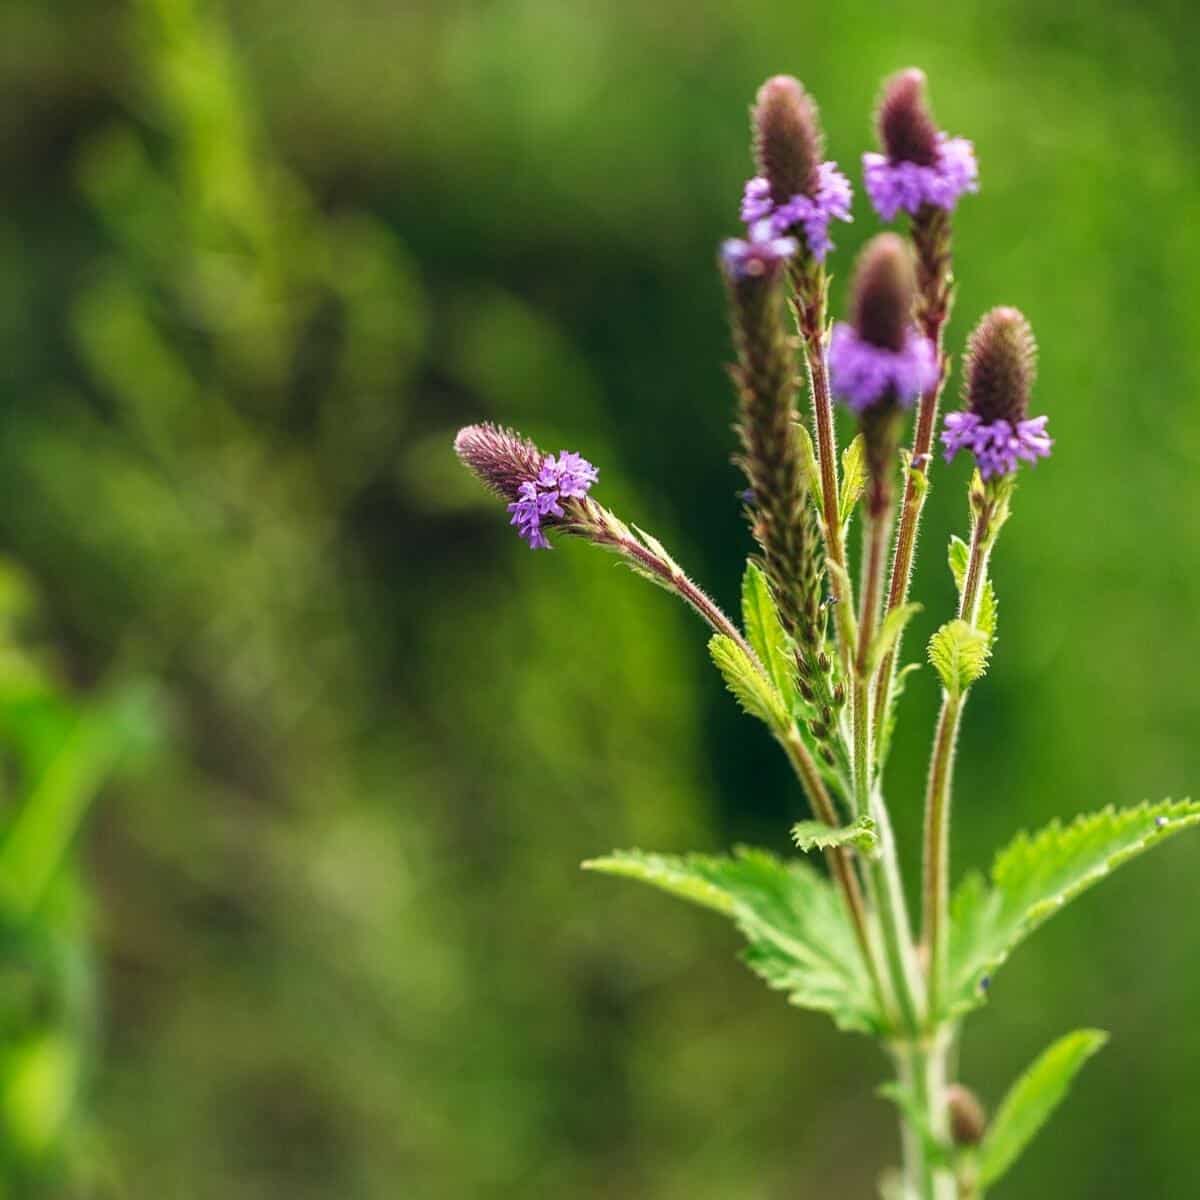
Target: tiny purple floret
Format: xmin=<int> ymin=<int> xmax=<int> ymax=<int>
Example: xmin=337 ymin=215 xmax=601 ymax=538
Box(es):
xmin=721 ymin=221 xmax=798 ymax=279
xmin=941 ymin=411 xmax=1052 ymax=480
xmin=828 ymin=323 xmax=938 ymax=412
xmin=739 ymin=161 xmax=853 ymax=261
xmin=507 ymin=451 xmax=598 ymax=549
xmin=862 ymin=135 xmax=978 ymax=221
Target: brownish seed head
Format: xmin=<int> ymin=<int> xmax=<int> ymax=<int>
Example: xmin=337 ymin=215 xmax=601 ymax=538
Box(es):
xmin=753 ymin=75 xmax=823 ymax=204
xmin=946 ymin=1084 xmax=988 ymax=1146
xmin=454 ymin=423 xmax=543 ymax=502
xmin=852 ymin=233 xmax=917 ymax=352
xmin=963 ymin=307 xmax=1038 ymax=425
xmin=877 ymin=68 xmax=939 ymax=167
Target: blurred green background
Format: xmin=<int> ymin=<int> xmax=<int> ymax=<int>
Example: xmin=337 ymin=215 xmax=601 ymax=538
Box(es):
xmin=1 ymin=0 xmax=1199 ymax=1195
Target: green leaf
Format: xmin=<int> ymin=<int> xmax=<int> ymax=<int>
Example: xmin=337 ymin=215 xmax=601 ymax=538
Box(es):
xmin=870 ymin=603 xmax=922 ymax=673
xmin=977 ymin=1029 xmax=1108 ymax=1188
xmin=741 ymin=562 xmax=797 ymax=710
xmin=708 ymin=634 xmax=789 ymax=732
xmin=794 ymin=423 xmax=821 ymax=494
xmin=791 ymin=815 xmax=878 ymax=856
xmin=928 ymin=619 xmax=990 ymax=697
xmin=839 ymin=435 xmax=866 ymax=527
xmin=583 ymin=847 xmax=883 ymax=1033
xmin=947 ymin=536 xmax=997 ymax=640
xmin=947 ymin=799 xmax=1200 ymax=1017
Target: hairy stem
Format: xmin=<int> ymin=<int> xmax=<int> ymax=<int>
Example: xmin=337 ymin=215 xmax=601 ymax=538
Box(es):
xmin=921 ymin=497 xmax=996 ymax=1018
xmin=873 ymin=204 xmax=955 ymax=741
xmin=779 ymin=727 xmax=889 ymax=1016
xmin=855 ymin=493 xmax=923 ymax=1035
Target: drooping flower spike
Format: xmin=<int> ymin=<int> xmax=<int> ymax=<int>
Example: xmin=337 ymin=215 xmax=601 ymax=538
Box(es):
xmin=862 ymin=69 xmax=978 ymax=222
xmin=828 ymin=234 xmax=938 ymax=414
xmin=941 ymin=307 xmax=1051 ymax=479
xmin=454 ymin=424 xmax=598 ymax=549
xmin=738 ymin=76 xmax=853 ymax=261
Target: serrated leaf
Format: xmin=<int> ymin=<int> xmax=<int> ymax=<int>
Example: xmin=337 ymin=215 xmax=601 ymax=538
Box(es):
xmin=947 ymin=799 xmax=1200 ymax=1017
xmin=870 ymin=603 xmax=922 ymax=673
xmin=791 ymin=815 xmax=878 ymax=856
xmin=839 ymin=435 xmax=867 ymax=527
xmin=582 ymin=847 xmax=882 ymax=1033
xmin=741 ymin=562 xmax=797 ymax=709
xmin=708 ymin=634 xmax=789 ymax=732
xmin=928 ymin=619 xmax=990 ymax=696
xmin=977 ymin=1029 xmax=1108 ymax=1188
xmin=947 ymin=536 xmax=997 ymax=640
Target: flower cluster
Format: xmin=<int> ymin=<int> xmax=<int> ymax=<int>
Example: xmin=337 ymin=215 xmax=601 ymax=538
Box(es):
xmin=863 ymin=68 xmax=978 ymax=221
xmin=941 ymin=412 xmax=1051 ymax=480
xmin=507 ymin=451 xmax=598 ymax=549
xmin=941 ymin=306 xmax=1050 ymax=479
xmin=828 ymin=234 xmax=938 ymax=412
xmin=829 ymin=324 xmax=938 ymax=413
xmin=739 ymin=162 xmax=853 ymax=261
xmin=739 ymin=75 xmax=853 ymax=262
xmin=863 ymin=137 xmax=978 ymax=221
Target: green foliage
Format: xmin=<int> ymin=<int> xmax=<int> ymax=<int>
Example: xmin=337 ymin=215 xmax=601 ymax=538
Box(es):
xmin=948 ymin=536 xmax=998 ymax=640
xmin=708 ymin=635 xmax=789 ymax=733
xmin=741 ymin=562 xmax=797 ymax=711
xmin=870 ymin=604 xmax=923 ymax=673
xmin=976 ymin=1030 xmax=1109 ymax=1190
xmin=583 ymin=848 xmax=883 ymax=1033
xmin=876 ymin=1083 xmax=953 ymax=1170
xmin=838 ymin=435 xmax=867 ymax=528
xmin=928 ymin=620 xmax=991 ymax=697
xmin=790 ymin=816 xmax=878 ymax=856
xmin=948 ymin=800 xmax=1200 ymax=1016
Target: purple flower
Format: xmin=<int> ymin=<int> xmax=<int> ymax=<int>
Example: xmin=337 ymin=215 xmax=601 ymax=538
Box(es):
xmin=863 ymin=134 xmax=978 ymax=221
xmin=721 ymin=221 xmax=798 ymax=279
xmin=455 ymin=424 xmax=598 ymax=549
xmin=941 ymin=307 xmax=1050 ymax=479
xmin=941 ymin=412 xmax=1052 ymax=480
xmin=829 ymin=323 xmax=939 ymax=413
xmin=506 ymin=452 xmax=598 ymax=549
xmin=738 ymin=161 xmax=853 ymax=261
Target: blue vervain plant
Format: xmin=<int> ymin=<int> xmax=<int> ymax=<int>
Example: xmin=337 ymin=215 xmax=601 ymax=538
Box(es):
xmin=454 ymin=69 xmax=1195 ymax=1198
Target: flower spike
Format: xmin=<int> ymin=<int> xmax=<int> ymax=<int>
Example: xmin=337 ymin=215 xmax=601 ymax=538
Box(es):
xmin=863 ymin=68 xmax=978 ymax=221
xmin=941 ymin=307 xmax=1051 ymax=479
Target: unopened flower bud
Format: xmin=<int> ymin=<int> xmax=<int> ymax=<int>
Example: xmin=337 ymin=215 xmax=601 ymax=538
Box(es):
xmin=877 ymin=68 xmax=939 ymax=167
xmin=946 ymin=1084 xmax=987 ymax=1146
xmin=753 ymin=75 xmax=823 ymax=205
xmin=963 ymin=307 xmax=1037 ymax=427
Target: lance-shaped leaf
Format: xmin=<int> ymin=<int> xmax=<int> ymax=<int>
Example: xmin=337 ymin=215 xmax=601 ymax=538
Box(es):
xmin=741 ymin=562 xmax=797 ymax=710
xmin=976 ymin=1029 xmax=1108 ymax=1189
xmin=582 ymin=847 xmax=883 ymax=1034
xmin=869 ymin=603 xmax=922 ymax=673
xmin=947 ymin=799 xmax=1200 ymax=1017
xmin=708 ymin=634 xmax=789 ymax=733
xmin=791 ymin=815 xmax=878 ymax=856
xmin=838 ymin=434 xmax=867 ymax=528
xmin=928 ymin=619 xmax=989 ymax=697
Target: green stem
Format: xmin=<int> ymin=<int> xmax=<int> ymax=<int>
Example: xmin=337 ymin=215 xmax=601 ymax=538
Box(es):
xmin=855 ymin=494 xmax=924 ymax=1036
xmin=921 ymin=497 xmax=997 ymax=1019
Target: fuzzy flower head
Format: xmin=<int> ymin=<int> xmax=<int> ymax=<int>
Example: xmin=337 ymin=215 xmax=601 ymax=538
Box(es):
xmin=738 ymin=75 xmax=853 ymax=262
xmin=455 ymin=424 xmax=598 ymax=549
xmin=941 ymin=307 xmax=1051 ymax=479
xmin=828 ymin=234 xmax=938 ymax=413
xmin=862 ymin=68 xmax=978 ymax=221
